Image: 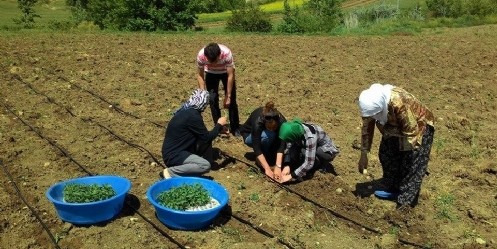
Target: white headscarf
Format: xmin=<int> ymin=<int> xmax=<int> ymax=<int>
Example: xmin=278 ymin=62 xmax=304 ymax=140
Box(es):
xmin=174 ymin=89 xmax=210 ymax=115
xmin=358 ymin=83 xmax=394 ymax=125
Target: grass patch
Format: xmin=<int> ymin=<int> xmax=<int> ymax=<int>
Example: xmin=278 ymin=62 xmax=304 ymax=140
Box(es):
xmin=221 ymin=226 xmax=244 ymax=242
xmin=434 ymin=137 xmax=448 ymax=153
xmin=435 ymin=193 xmax=458 ymax=222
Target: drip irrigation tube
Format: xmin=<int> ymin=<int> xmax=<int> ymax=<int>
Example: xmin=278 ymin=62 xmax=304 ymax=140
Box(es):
xmin=1 ymin=160 xmax=63 ymax=249
xmin=1 ymin=100 xmax=294 ymax=248
xmin=219 ymin=152 xmax=426 ymax=248
xmin=1 ymin=102 xmax=187 ymax=249
xmin=56 ymin=74 xmax=164 ymax=129
xmin=10 ymin=72 xmax=425 ymax=248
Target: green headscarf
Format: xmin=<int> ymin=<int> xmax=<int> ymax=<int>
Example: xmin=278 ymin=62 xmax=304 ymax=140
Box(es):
xmin=279 ymin=118 xmax=305 ymax=142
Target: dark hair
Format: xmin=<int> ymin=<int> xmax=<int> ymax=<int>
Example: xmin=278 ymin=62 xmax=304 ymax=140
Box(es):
xmin=262 ymin=101 xmax=280 ymax=119
xmin=204 ymin=43 xmax=221 ymax=63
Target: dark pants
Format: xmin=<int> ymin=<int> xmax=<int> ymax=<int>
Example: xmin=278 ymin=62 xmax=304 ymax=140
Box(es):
xmin=379 ymin=125 xmax=435 ymax=207
xmin=285 ymin=145 xmax=335 ymax=173
xmin=205 ymin=72 xmax=240 ymax=132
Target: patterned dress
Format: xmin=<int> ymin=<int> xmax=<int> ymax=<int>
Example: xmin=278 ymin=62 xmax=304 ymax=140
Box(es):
xmin=361 ymin=87 xmax=435 ymax=207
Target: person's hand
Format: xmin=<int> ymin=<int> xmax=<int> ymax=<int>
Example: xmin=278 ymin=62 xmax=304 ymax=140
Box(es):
xmin=273 ymin=166 xmax=282 ymax=182
xmin=358 ymin=151 xmax=368 ymax=174
xmin=264 ymin=168 xmax=274 ymax=179
xmin=223 ymin=96 xmax=231 ymax=108
xmin=217 ymin=116 xmax=227 ymax=126
xmin=280 ymin=172 xmax=293 ymax=183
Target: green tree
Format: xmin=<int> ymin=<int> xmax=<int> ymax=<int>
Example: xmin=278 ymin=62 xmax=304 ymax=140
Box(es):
xmin=67 ymin=0 xmax=201 ymax=31
xmin=14 ymin=0 xmax=40 ymax=28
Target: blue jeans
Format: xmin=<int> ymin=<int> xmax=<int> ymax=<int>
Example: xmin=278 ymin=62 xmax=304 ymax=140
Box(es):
xmin=244 ymin=130 xmax=276 ymax=154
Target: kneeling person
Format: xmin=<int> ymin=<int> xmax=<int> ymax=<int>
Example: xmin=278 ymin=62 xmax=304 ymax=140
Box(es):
xmin=161 ymin=89 xmax=227 ymax=178
xmin=278 ymin=118 xmax=340 ymax=183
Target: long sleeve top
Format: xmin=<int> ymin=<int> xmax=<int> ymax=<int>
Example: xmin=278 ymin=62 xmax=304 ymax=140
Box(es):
xmin=361 ymin=87 xmax=435 ymax=152
xmin=239 ymin=107 xmax=287 ymax=156
xmin=162 ymin=108 xmax=222 ymax=166
xmin=291 ymin=123 xmax=339 ymax=178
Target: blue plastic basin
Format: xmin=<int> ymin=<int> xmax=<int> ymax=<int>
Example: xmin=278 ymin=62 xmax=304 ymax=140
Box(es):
xmin=46 ymin=175 xmax=131 ymax=225
xmin=146 ymin=177 xmax=229 ymax=230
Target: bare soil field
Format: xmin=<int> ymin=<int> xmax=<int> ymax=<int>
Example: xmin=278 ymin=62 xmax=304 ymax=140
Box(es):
xmin=1 ymin=25 xmax=497 ymax=249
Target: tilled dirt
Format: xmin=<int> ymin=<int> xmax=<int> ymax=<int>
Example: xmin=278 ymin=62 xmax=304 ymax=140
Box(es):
xmin=1 ymin=25 xmax=497 ymax=249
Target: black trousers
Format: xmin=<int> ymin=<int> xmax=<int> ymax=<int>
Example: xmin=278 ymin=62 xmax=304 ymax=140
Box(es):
xmin=205 ymin=72 xmax=240 ymax=132
xmin=379 ymin=125 xmax=435 ymax=207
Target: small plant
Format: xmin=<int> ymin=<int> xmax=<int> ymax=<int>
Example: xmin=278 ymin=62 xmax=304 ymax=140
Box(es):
xmin=63 ymin=183 xmax=116 ymax=203
xmin=157 ymin=183 xmax=210 ymax=211
xmin=237 ymin=182 xmax=246 ymax=191
xmin=435 ymin=193 xmax=458 ymax=221
xmin=221 ymin=227 xmax=244 ymax=242
xmin=389 ymin=225 xmax=400 ymax=235
xmin=249 ymin=193 xmax=260 ymax=202
xmin=434 ymin=137 xmax=447 ymax=153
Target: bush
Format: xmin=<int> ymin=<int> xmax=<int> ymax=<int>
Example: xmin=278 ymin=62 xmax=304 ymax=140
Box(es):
xmin=68 ymin=0 xmax=201 ymax=31
xmin=426 ymin=0 xmax=497 ymax=18
xmin=352 ymin=2 xmax=399 ymax=24
xmin=48 ymin=20 xmax=76 ymax=31
xmin=277 ymin=0 xmax=343 ymax=33
xmin=226 ymin=3 xmax=272 ymax=32
xmin=426 ymin=0 xmax=464 ymax=17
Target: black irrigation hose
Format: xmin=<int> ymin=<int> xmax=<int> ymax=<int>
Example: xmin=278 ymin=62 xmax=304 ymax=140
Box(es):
xmin=93 ymin=122 xmax=164 ymax=168
xmin=3 ymin=83 xmax=294 ymax=249
xmin=74 ymin=83 xmax=425 ymax=248
xmin=15 ymin=70 xmax=425 ymax=248
xmin=10 ymin=75 xmax=165 ymax=168
xmin=1 ymin=102 xmax=187 ymax=249
xmin=55 ymin=74 xmax=164 ymax=129
xmin=12 ymin=74 xmax=76 ymax=117
xmin=1 ymin=102 xmax=94 ymax=176
xmin=228 ymin=213 xmax=295 ymax=249
xmin=10 ymin=74 xmax=297 ymax=248
xmin=219 ymin=152 xmax=426 ymax=248
xmin=0 ymin=160 xmax=63 ymax=249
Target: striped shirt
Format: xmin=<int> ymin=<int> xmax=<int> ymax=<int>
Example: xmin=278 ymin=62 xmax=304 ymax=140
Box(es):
xmin=196 ymin=44 xmax=234 ymax=74
xmin=362 ymin=87 xmax=435 ymax=151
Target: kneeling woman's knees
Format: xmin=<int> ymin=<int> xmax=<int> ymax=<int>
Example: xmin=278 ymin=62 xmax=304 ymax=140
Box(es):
xmin=199 ymin=161 xmax=211 ymax=173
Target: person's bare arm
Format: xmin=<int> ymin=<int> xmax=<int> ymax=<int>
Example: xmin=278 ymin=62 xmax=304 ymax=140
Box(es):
xmin=197 ymin=67 xmax=206 ymax=90
xmin=224 ymin=66 xmax=235 ymax=108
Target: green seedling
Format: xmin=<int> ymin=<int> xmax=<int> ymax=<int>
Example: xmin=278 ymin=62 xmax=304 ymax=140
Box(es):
xmin=63 ymin=183 xmax=116 ymax=203
xmin=389 ymin=225 xmax=400 ymax=235
xmin=435 ymin=193 xmax=458 ymax=222
xmin=249 ymin=193 xmax=260 ymax=202
xmin=157 ymin=183 xmax=210 ymax=210
xmin=237 ymin=182 xmax=246 ymax=190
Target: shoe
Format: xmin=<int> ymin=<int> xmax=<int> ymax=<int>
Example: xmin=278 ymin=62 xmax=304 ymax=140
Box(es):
xmin=159 ymin=168 xmax=172 ymax=179
xmin=374 ymin=190 xmax=399 ymax=200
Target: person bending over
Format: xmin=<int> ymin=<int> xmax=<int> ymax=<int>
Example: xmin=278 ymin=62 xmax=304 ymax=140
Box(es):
xmin=278 ymin=118 xmax=339 ymax=183
xmin=357 ymin=83 xmax=435 ymax=209
xmin=239 ymin=101 xmax=287 ymax=180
